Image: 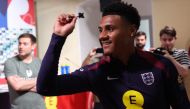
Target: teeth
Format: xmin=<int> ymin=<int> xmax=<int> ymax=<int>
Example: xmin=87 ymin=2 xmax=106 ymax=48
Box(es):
xmin=101 ymin=41 xmax=111 ymax=44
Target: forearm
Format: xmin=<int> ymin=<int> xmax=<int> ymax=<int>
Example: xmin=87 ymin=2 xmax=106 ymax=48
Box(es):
xmin=37 ymin=33 xmax=66 ymax=95
xmin=15 ymin=78 xmax=36 ymax=91
xmin=30 ymin=86 xmax=36 ymax=92
xmin=82 ymin=55 xmax=92 ymax=67
xmin=168 ymin=56 xmax=189 ymax=77
xmin=6 ymin=75 xmax=37 ymax=92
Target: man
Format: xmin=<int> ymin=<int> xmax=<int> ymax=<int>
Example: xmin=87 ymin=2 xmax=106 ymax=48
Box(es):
xmin=134 ymin=31 xmax=147 ymax=50
xmin=158 ymin=26 xmax=190 ymax=77
xmin=82 ymin=48 xmax=103 ymax=67
xmin=157 ymin=26 xmax=190 ymax=105
xmin=82 ymin=48 xmax=104 ymax=109
xmin=4 ymin=33 xmax=45 ymax=109
xmin=37 ymin=2 xmax=189 ymax=109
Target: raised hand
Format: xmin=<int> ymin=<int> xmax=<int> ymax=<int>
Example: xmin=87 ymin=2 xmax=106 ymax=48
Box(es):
xmin=53 ymin=13 xmax=77 ymax=37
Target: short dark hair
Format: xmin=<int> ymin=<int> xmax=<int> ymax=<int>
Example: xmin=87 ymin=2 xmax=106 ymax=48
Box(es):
xmin=159 ymin=26 xmax=176 ymax=37
xmin=102 ymin=2 xmax=141 ymax=30
xmin=18 ymin=33 xmax=37 ymax=44
xmin=135 ymin=31 xmax=146 ymax=39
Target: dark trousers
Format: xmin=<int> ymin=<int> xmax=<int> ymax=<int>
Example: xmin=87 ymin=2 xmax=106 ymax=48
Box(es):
xmin=0 ymin=92 xmax=10 ymax=109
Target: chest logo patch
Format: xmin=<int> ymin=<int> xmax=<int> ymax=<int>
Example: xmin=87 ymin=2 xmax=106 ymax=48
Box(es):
xmin=141 ymin=72 xmax=154 ymax=85
xmin=122 ymin=90 xmax=144 ymax=109
xmin=26 ymin=69 xmax=33 ymax=77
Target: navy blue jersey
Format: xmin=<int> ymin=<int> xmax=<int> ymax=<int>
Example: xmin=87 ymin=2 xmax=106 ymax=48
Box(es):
xmin=37 ymin=34 xmax=189 ymax=109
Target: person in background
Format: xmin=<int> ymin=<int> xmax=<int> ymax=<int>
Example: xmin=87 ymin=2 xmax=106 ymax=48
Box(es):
xmin=82 ymin=48 xmax=103 ymax=67
xmin=153 ymin=26 xmax=190 ymax=106
xmin=37 ymin=2 xmax=189 ymax=109
xmin=134 ymin=31 xmax=147 ymax=51
xmin=4 ymin=33 xmax=46 ymax=109
xmin=82 ymin=48 xmax=104 ymax=109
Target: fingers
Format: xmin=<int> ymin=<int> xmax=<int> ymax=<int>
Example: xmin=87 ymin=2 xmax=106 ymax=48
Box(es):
xmin=149 ymin=47 xmax=155 ymax=52
xmin=162 ymin=50 xmax=169 ymax=54
xmin=57 ymin=13 xmax=77 ymax=25
xmin=89 ymin=48 xmax=97 ymax=57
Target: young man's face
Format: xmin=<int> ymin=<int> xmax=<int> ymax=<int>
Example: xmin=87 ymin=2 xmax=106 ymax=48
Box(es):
xmin=135 ymin=35 xmax=146 ymax=50
xmin=18 ymin=37 xmax=35 ymax=58
xmin=98 ymin=15 xmax=134 ymax=56
xmin=160 ymin=34 xmax=176 ymax=51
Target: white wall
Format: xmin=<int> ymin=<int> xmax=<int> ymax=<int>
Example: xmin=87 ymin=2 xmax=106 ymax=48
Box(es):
xmin=77 ymin=0 xmax=102 ymax=61
xmin=36 ymin=0 xmax=84 ymax=67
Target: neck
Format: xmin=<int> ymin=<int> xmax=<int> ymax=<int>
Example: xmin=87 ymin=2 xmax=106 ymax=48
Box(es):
xmin=115 ymin=44 xmax=135 ymax=66
xmin=19 ymin=55 xmax=33 ymax=63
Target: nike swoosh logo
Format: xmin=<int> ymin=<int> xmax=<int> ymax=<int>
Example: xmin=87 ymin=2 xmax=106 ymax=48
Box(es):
xmin=107 ymin=76 xmax=118 ymax=80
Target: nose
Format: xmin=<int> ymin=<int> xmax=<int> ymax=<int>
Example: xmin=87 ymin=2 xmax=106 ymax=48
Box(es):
xmin=99 ymin=32 xmax=105 ymax=39
xmin=18 ymin=44 xmax=23 ymax=49
xmin=165 ymin=40 xmax=171 ymax=45
xmin=99 ymin=31 xmax=109 ymax=41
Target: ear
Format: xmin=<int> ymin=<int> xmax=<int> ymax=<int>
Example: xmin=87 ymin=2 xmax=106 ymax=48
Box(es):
xmin=32 ymin=43 xmax=37 ymax=50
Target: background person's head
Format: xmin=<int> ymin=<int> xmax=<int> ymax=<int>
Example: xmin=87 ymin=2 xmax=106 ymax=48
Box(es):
xmin=134 ymin=31 xmax=146 ymax=50
xmin=98 ymin=2 xmax=140 ymax=57
xmin=18 ymin=33 xmax=36 ymax=58
xmin=159 ymin=26 xmax=177 ymax=51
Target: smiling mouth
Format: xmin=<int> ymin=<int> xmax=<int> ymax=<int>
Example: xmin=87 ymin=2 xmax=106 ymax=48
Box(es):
xmin=101 ymin=40 xmax=112 ymax=47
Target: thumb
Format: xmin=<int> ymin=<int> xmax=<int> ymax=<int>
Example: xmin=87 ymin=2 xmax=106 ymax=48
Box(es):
xmin=70 ymin=17 xmax=77 ymax=25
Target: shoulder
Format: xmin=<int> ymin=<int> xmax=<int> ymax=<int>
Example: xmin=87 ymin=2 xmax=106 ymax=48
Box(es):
xmin=32 ymin=57 xmax=41 ymax=63
xmin=78 ymin=56 xmax=110 ymax=74
xmin=5 ymin=56 xmax=19 ymax=64
xmin=173 ymin=48 xmax=190 ymax=60
xmin=139 ymin=50 xmax=175 ymax=70
xmin=173 ymin=48 xmax=186 ymax=52
xmin=142 ymin=51 xmax=178 ymax=79
xmin=173 ymin=48 xmax=188 ymax=55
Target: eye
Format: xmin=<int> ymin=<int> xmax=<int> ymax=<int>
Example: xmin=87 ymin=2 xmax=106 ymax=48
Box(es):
xmin=168 ymin=38 xmax=173 ymax=41
xmin=24 ymin=43 xmax=29 ymax=46
xmin=162 ymin=39 xmax=167 ymax=42
xmin=98 ymin=27 xmax=102 ymax=33
xmin=106 ymin=26 xmax=113 ymax=32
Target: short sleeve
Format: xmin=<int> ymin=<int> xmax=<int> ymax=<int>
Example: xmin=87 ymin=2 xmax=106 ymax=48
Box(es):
xmin=4 ymin=58 xmax=17 ymax=77
xmin=177 ymin=50 xmax=190 ymax=68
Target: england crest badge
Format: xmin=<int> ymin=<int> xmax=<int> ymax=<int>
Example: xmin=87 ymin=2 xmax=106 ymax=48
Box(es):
xmin=141 ymin=72 xmax=154 ymax=85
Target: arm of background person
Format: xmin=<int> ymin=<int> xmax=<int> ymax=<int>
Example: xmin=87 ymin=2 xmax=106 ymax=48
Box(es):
xmin=82 ymin=48 xmax=97 ymax=67
xmin=6 ymin=75 xmax=36 ymax=92
xmin=164 ymin=50 xmax=190 ymax=77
